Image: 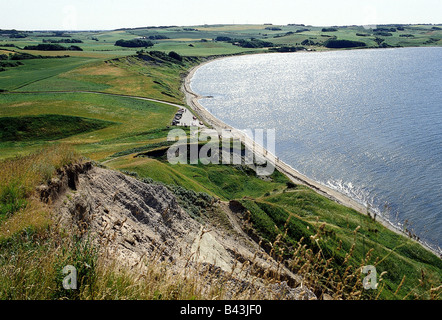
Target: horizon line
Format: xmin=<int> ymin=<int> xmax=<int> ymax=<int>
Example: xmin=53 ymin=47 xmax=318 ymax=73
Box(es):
xmin=2 ymin=22 xmax=442 ymax=33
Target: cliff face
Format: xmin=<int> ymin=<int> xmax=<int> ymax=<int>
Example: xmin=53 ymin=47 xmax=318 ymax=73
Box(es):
xmin=47 ymin=163 xmax=316 ymax=300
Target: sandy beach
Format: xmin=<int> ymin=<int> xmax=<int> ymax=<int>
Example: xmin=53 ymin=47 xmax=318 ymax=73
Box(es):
xmin=181 ymin=56 xmax=441 ymax=257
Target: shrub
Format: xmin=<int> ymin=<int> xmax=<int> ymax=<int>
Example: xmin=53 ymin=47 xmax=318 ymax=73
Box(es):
xmin=168 ymin=51 xmax=183 ymax=62
xmin=67 ymin=45 xmax=83 ymax=51
xmin=301 ymin=39 xmax=316 ymax=46
xmin=166 ymin=184 xmax=214 ymax=219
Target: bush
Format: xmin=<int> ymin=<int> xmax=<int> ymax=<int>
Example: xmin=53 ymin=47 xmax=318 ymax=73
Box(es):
xmin=166 ymin=184 xmax=214 ymax=219
xmin=67 ymin=45 xmax=83 ymax=51
xmin=168 ymin=51 xmax=182 ymax=62
xmin=0 ymin=61 xmax=23 ymax=68
xmin=301 ymin=39 xmax=316 ymax=46
xmin=42 ymin=39 xmax=83 ymax=44
xmin=10 ymin=53 xmax=39 ymax=60
xmin=286 ymin=181 xmax=297 ymax=189
xmin=322 ymin=28 xmax=338 ymax=32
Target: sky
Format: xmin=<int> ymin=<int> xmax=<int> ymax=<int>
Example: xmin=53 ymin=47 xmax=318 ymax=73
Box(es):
xmin=1 ymin=0 xmax=441 ymax=31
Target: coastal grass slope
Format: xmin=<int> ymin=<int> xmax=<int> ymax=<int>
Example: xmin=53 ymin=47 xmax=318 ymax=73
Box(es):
xmin=0 ymin=24 xmax=441 ymax=300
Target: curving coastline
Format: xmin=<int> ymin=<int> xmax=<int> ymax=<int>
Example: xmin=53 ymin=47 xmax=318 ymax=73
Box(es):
xmin=181 ymin=54 xmax=441 ymax=258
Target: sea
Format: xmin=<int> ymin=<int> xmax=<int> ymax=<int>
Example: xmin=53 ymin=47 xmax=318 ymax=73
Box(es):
xmin=189 ymin=47 xmax=442 ymax=252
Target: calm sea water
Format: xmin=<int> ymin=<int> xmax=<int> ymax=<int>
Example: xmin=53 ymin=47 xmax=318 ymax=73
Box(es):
xmin=190 ymin=47 xmax=442 ymax=252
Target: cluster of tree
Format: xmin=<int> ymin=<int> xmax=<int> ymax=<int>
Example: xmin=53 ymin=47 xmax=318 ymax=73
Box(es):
xmin=0 ymin=29 xmax=31 ymax=38
xmin=0 ymin=53 xmax=22 ymax=72
xmin=214 ymin=36 xmax=232 ymax=41
xmin=374 ymin=27 xmax=397 ymax=32
xmin=146 ymin=35 xmax=170 ymax=40
xmin=374 ymin=31 xmax=393 ymax=37
xmin=301 ymin=39 xmax=318 ymax=46
xmin=42 ymin=39 xmax=83 ymax=43
xmin=115 ymin=26 xmax=177 ymax=31
xmin=322 ymin=27 xmax=338 ymax=32
xmin=0 ymin=60 xmax=23 ymax=71
xmin=265 ymin=27 xmax=282 ymax=31
xmin=230 ymin=38 xmax=274 ymax=48
xmin=167 ymin=51 xmax=183 ymax=62
xmin=9 ymin=33 xmax=28 ymax=38
xmin=424 ymin=38 xmax=439 ymax=44
xmin=50 ymin=31 xmax=71 ymax=37
xmin=137 ymin=50 xmax=183 ymax=63
xmin=115 ymin=39 xmax=154 ymax=48
xmin=399 ymin=34 xmax=415 ymax=38
xmin=324 ymin=39 xmax=366 ymax=48
xmin=356 ymin=33 xmax=370 ymax=37
xmin=9 ymin=52 xmax=41 ymax=60
xmin=378 ymin=42 xmax=400 ymax=48
xmin=23 ymin=44 xmax=83 ymax=51
xmin=183 ymin=28 xmax=197 ymax=31
xmin=214 ymin=36 xmax=274 ymax=48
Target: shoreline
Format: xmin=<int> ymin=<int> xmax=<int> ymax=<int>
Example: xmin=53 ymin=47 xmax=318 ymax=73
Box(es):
xmin=181 ymin=53 xmax=441 ymax=258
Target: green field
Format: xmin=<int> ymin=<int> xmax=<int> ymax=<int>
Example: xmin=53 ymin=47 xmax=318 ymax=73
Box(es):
xmin=0 ymin=23 xmax=441 ymax=300
xmin=0 ymin=92 xmax=177 ymax=159
xmin=0 ymin=57 xmax=98 ymax=91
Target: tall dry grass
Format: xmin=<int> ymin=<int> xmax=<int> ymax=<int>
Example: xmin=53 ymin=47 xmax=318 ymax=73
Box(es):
xmin=0 ymin=144 xmax=80 ymax=239
xmin=273 ymin=218 xmax=441 ymax=300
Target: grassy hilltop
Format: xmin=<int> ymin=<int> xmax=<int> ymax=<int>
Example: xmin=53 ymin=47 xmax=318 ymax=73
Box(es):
xmin=0 ymin=24 xmax=441 ymax=300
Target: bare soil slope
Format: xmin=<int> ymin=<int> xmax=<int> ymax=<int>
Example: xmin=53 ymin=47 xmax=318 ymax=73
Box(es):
xmin=47 ymin=163 xmax=316 ymax=300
